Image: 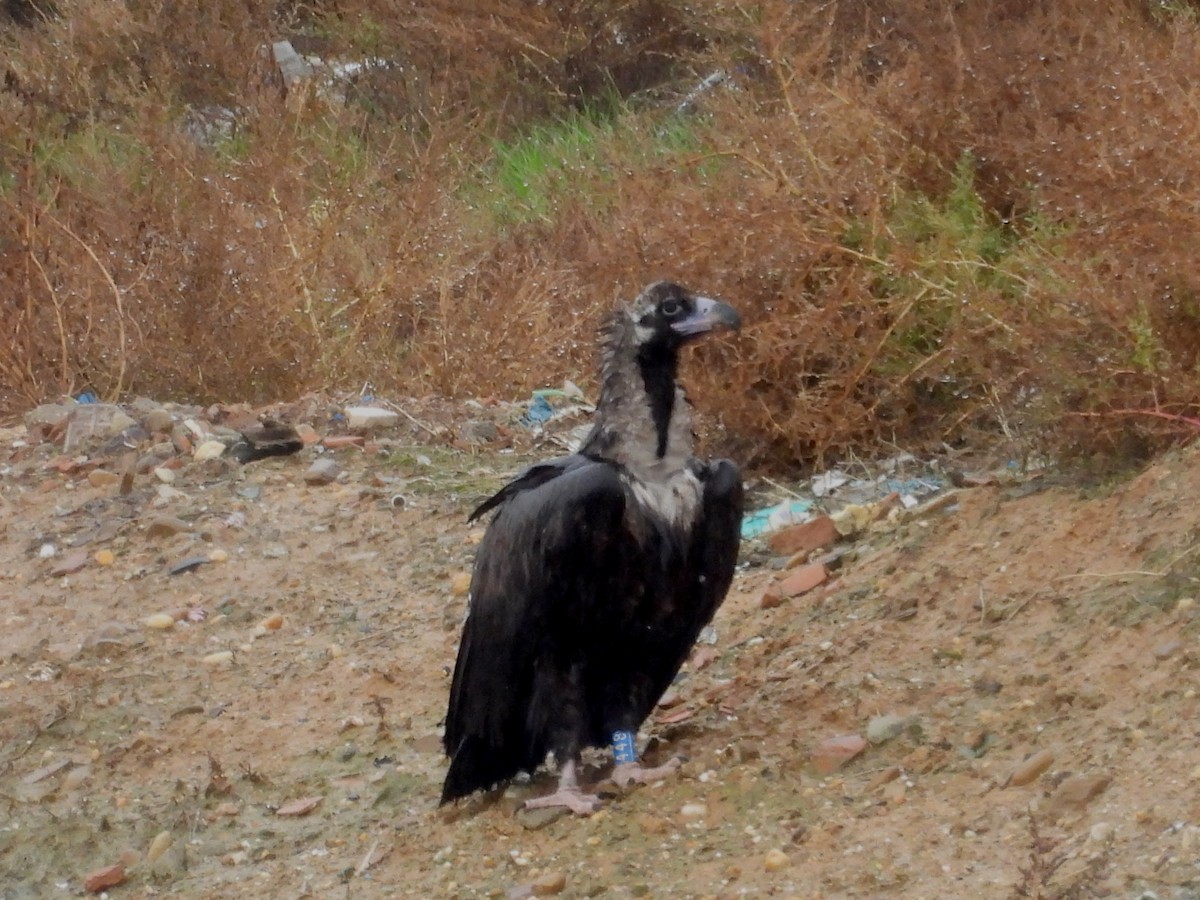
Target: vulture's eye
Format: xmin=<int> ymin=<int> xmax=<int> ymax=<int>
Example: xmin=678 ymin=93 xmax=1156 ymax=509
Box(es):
xmin=660 ymin=298 xmax=682 ymax=317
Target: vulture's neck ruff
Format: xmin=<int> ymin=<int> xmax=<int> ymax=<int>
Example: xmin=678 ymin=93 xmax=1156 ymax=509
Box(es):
xmin=580 ymin=282 xmax=740 ymax=522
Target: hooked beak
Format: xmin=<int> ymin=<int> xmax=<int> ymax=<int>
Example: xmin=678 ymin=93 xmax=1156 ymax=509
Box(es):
xmin=670 ymin=296 xmax=742 ymax=339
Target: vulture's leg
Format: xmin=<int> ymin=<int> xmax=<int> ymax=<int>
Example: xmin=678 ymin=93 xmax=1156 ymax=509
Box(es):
xmin=609 ymin=730 xmax=683 ymax=787
xmin=522 ymin=759 xmax=600 ymax=816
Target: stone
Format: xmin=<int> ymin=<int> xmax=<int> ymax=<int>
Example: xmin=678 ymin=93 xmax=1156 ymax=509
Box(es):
xmin=459 ymin=420 xmax=500 ymax=444
xmin=142 ymin=409 xmax=175 ymax=434
xmin=304 ymin=457 xmax=341 ymax=485
xmin=776 ymin=563 xmax=828 ymax=598
xmin=344 ymin=406 xmax=400 ymax=431
xmin=811 ymin=734 xmax=866 ymax=775
xmin=145 ymin=515 xmax=191 ymax=538
xmin=866 ymin=713 xmax=912 ymax=745
xmin=767 ymin=515 xmax=838 ymax=556
xmin=531 ymin=871 xmax=567 ymax=896
xmin=1004 ymin=748 xmax=1055 ymax=787
xmin=764 ymin=848 xmax=789 ymax=872
xmin=193 ymin=440 xmax=227 ymax=461
xmin=88 ymin=469 xmax=121 ymax=488
xmin=49 ymin=550 xmax=89 ymax=577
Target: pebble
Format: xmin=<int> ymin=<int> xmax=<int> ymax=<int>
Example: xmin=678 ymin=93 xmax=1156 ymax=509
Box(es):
xmin=146 ymin=831 xmax=173 ymax=864
xmin=866 ymin=713 xmax=911 ymax=745
xmin=811 ymin=734 xmax=867 ymax=775
xmin=259 ymin=612 xmax=284 ymax=630
xmin=531 ymin=871 xmax=567 ymax=896
xmin=209 ymin=548 xmax=229 ymax=563
xmin=93 ymin=549 xmax=114 ymax=566
xmin=142 ymin=409 xmax=174 ymax=433
xmin=83 ymin=862 xmax=125 ymax=893
xmin=144 ymin=613 xmax=176 ymax=630
xmin=88 ymin=469 xmax=120 ymax=488
xmin=49 ymin=550 xmax=89 ymax=577
xmin=777 ymin=563 xmax=828 ymax=598
xmin=304 ymin=457 xmax=342 ymax=485
xmin=153 ymin=467 xmax=176 ymax=484
xmin=193 ymin=440 xmax=227 ymax=461
xmin=145 ymin=515 xmax=191 ymax=538
xmin=1004 ymin=748 xmax=1055 ymax=787
xmin=680 ymin=802 xmax=708 ymax=819
xmin=344 ymin=406 xmax=399 ymax=431
xmin=202 ymin=650 xmax=234 ymax=667
xmin=38 ymin=543 xmax=56 ymax=559
xmin=1153 ymin=639 xmax=1182 ymax=660
xmin=450 ymin=572 xmax=472 ymax=596
xmin=763 ymin=848 xmax=789 ymax=872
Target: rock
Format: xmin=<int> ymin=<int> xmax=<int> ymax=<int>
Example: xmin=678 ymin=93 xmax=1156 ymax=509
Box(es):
xmin=450 ymin=571 xmax=472 ymax=596
xmin=763 ymin=848 xmax=789 ymax=872
xmin=345 ymin=406 xmax=399 ymax=432
xmin=153 ymin=466 xmax=176 ymax=484
xmin=864 ymin=765 xmax=902 ymax=792
xmin=636 ymin=813 xmax=669 ymax=835
xmin=866 ymin=713 xmax=912 ymax=745
xmin=83 ymin=862 xmax=125 ymax=893
xmin=811 ymin=734 xmax=867 ymax=775
xmin=680 ymin=802 xmax=708 ymax=819
xmin=531 ymin=871 xmax=567 ymax=896
xmin=168 ymin=555 xmax=211 ymax=575
xmin=88 ymin=469 xmax=120 ymax=488
xmin=145 ymin=831 xmax=173 ymax=865
xmin=459 ymin=420 xmax=500 ymax=444
xmin=304 ymin=457 xmax=341 ymax=485
xmin=193 ymin=439 xmax=227 ymax=461
xmin=777 ymin=563 xmax=828 ymax=598
xmin=517 ymin=805 xmax=570 ymax=830
xmin=259 ymin=612 xmax=284 ymax=630
xmin=767 ymin=515 xmax=838 ymax=556
xmin=202 ymin=650 xmax=234 ymax=667
xmin=93 ymin=549 xmax=114 ymax=566
xmin=49 ymin=550 xmax=89 ymax=577
xmin=145 ymin=515 xmax=191 ymax=538
xmin=144 ymin=613 xmax=176 ymax=630
xmin=142 ymin=408 xmax=175 ymax=433
xmin=1003 ymin=748 xmax=1055 ymax=787
xmin=1153 ymin=639 xmax=1182 ymax=660
xmin=1048 ymin=773 xmax=1112 ymax=816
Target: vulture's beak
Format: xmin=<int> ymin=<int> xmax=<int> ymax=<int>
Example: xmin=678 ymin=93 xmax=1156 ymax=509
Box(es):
xmin=670 ymin=297 xmax=742 ymax=338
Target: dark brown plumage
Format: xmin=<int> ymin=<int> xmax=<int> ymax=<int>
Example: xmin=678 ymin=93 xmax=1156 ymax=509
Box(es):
xmin=441 ymin=281 xmax=744 ymax=814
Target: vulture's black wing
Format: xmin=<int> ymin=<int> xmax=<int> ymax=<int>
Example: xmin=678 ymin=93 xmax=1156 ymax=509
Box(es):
xmin=632 ymin=458 xmax=743 ymax=723
xmin=442 ymin=455 xmax=629 ymax=803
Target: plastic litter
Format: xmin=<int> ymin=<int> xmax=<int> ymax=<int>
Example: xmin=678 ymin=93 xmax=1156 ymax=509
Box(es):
xmin=740 ymin=499 xmax=813 ymax=540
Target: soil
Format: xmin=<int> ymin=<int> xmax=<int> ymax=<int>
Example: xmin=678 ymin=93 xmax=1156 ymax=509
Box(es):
xmin=2 ymin=403 xmax=1200 ymax=899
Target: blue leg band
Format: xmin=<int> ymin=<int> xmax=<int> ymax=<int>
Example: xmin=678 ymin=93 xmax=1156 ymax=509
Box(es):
xmin=612 ymin=730 xmax=637 ymax=765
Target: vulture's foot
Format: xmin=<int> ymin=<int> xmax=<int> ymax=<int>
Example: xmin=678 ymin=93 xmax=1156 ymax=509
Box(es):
xmin=612 ymin=756 xmax=683 ymax=788
xmin=522 ymin=787 xmax=601 ymax=816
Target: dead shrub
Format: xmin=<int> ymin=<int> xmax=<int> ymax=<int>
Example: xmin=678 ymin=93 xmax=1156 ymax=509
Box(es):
xmin=3 ymin=0 xmax=1200 ymax=472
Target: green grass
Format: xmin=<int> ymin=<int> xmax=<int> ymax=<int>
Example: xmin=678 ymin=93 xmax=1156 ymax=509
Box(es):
xmin=463 ymin=101 xmax=710 ymax=227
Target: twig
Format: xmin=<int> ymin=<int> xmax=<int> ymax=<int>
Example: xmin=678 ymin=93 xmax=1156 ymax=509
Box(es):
xmin=43 ymin=211 xmax=130 ymax=400
xmin=380 ymin=399 xmax=441 ymax=436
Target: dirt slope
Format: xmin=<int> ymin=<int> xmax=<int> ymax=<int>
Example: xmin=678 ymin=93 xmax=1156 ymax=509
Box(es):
xmin=2 ymin=417 xmax=1199 ymax=899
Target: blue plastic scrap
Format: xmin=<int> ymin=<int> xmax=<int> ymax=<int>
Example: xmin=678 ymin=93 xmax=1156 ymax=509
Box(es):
xmin=740 ymin=498 xmax=813 ymax=540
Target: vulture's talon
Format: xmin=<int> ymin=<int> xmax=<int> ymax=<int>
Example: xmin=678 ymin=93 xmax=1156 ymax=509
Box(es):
xmin=522 ymin=788 xmax=601 ymax=817
xmin=612 ymin=757 xmax=684 ymax=788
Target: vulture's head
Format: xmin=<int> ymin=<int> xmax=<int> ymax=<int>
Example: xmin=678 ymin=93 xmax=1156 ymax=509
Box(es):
xmin=630 ymin=281 xmax=741 ymax=353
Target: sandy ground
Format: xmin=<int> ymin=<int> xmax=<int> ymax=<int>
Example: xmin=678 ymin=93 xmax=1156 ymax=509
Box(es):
xmin=2 ymin=404 xmax=1200 ymax=899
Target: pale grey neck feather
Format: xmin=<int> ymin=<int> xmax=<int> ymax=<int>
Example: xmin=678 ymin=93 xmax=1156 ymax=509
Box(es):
xmin=580 ymin=308 xmax=703 ymax=527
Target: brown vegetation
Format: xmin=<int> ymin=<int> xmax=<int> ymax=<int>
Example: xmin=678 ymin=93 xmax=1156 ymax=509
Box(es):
xmin=3 ymin=0 xmax=1200 ymax=469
